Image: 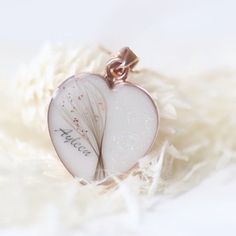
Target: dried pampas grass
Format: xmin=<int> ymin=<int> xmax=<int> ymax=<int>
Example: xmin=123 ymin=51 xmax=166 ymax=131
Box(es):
xmin=0 ymin=44 xmax=235 ymax=234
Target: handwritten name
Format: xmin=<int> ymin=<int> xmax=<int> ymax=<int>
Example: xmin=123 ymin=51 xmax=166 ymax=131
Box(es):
xmin=54 ymin=128 xmax=91 ymax=157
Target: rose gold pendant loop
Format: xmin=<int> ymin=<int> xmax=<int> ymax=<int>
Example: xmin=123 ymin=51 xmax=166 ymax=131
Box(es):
xmin=105 ymin=47 xmax=139 ymax=88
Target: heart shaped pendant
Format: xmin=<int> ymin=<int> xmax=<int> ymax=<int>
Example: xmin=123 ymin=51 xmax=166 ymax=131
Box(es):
xmin=48 ymin=47 xmax=159 ymax=183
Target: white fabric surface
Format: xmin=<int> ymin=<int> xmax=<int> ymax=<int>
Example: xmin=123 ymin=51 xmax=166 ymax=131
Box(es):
xmin=0 ymin=1 xmax=236 ymax=235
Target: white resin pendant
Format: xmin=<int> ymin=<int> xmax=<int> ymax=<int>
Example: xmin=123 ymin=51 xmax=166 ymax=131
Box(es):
xmin=48 ymin=48 xmax=159 ymax=183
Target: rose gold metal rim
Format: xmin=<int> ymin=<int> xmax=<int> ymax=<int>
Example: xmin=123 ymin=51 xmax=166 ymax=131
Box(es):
xmin=47 ymin=47 xmax=160 ymax=186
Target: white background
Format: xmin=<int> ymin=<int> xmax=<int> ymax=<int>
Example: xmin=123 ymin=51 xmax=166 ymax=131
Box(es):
xmin=1 ymin=0 xmax=236 ymax=77
xmin=0 ymin=1 xmax=235 ymax=235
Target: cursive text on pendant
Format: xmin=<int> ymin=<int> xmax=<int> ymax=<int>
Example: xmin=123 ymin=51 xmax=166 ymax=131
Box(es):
xmin=54 ymin=128 xmax=91 ymax=157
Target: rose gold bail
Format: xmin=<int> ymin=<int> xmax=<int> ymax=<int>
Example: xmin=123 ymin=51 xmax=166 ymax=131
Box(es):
xmin=117 ymin=47 xmax=139 ymax=70
xmin=105 ymin=47 xmax=139 ymax=87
